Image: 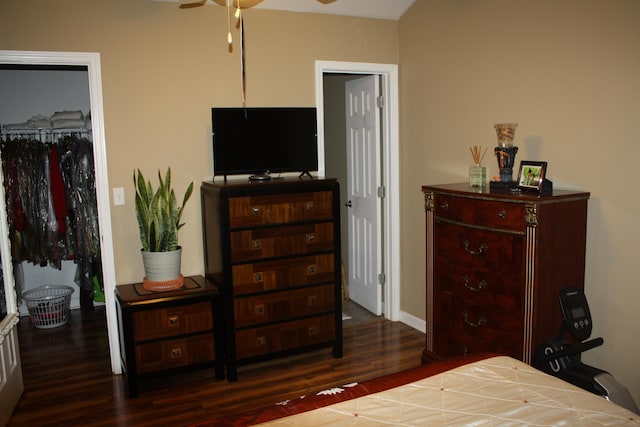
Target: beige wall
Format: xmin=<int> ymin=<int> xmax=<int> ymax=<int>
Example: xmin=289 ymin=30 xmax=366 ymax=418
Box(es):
xmin=400 ymin=0 xmax=640 ymax=402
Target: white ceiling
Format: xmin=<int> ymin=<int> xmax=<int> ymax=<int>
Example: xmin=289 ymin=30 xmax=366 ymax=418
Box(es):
xmin=157 ymin=0 xmax=416 ymax=21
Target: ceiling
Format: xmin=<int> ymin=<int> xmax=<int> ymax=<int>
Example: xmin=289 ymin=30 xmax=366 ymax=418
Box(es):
xmin=157 ymin=0 xmax=416 ymax=21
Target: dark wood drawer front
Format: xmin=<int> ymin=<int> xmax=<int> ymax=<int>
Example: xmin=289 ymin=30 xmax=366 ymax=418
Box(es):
xmin=135 ymin=333 xmax=215 ymax=374
xmin=434 ymin=222 xmax=524 ymax=275
xmin=234 ymin=285 xmax=335 ymax=328
xmin=235 ymin=314 xmax=335 ymax=359
xmin=232 ymin=254 xmax=335 ymax=295
xmin=230 ymin=223 xmax=334 ymax=262
xmin=435 ymin=194 xmax=525 ymax=232
xmin=434 ymin=259 xmax=522 ymax=318
xmin=132 ymin=302 xmax=213 ymax=341
xmin=433 ymin=291 xmax=522 ymax=358
xmin=229 ymin=191 xmax=334 ymax=228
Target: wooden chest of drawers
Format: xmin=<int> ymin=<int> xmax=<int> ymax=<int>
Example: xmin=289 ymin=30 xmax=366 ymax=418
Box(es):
xmin=421 ymin=183 xmax=590 ymax=364
xmin=201 ymin=178 xmax=342 ymax=381
xmin=115 ymin=275 xmax=223 ymax=397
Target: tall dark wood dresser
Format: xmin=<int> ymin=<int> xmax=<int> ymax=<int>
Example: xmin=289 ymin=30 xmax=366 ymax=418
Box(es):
xmin=421 ymin=183 xmax=590 ymax=365
xmin=201 ymin=178 xmax=342 ymax=381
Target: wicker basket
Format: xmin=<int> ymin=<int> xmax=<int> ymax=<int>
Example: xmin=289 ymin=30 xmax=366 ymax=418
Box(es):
xmin=22 ymin=285 xmax=74 ymax=329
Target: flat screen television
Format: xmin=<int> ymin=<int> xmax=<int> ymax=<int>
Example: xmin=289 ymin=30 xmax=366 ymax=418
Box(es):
xmin=212 ymin=107 xmax=318 ymax=180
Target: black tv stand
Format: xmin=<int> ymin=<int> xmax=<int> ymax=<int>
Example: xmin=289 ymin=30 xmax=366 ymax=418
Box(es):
xmin=299 ymin=170 xmax=312 ymax=178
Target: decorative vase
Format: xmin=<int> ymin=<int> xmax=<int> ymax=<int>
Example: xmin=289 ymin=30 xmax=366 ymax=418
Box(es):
xmin=141 ymin=247 xmax=184 ymax=292
xmin=493 ymin=123 xmax=518 ymax=182
xmin=469 ymin=164 xmax=486 ymax=188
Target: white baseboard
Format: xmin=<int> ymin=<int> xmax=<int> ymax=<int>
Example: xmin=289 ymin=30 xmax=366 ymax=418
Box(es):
xmin=398 ymin=309 xmax=426 ymax=334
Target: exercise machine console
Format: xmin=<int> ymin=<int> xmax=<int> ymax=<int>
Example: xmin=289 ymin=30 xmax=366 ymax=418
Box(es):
xmin=533 ymin=287 xmax=639 ymax=414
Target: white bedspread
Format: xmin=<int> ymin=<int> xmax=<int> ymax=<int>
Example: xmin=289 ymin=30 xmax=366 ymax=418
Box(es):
xmin=257 ymin=356 xmax=639 ymax=426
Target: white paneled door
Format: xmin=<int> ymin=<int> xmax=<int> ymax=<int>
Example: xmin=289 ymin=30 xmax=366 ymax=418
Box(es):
xmin=344 ymin=75 xmax=382 ymax=315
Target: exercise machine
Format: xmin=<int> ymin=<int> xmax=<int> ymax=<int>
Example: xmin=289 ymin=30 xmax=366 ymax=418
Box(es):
xmin=533 ymin=287 xmax=639 ymax=414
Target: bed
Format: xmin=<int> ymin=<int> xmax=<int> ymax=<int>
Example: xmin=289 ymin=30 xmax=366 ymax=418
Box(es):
xmin=192 ymin=354 xmax=639 ymax=426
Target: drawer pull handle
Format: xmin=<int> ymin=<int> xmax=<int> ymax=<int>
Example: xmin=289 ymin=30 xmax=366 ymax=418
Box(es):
xmin=440 ymin=201 xmax=449 ymax=210
xmin=254 ymin=272 xmax=263 ymax=282
xmin=462 ymin=275 xmax=488 ymax=292
xmin=252 ymin=240 xmax=262 ymax=249
xmin=307 ymin=265 xmax=317 ymax=275
xmin=254 ymin=304 xmax=265 ymax=315
xmin=462 ymin=310 xmax=487 ymax=328
xmin=171 ymin=348 xmax=182 ymax=359
xmin=168 ymin=316 xmax=179 ymax=327
xmin=306 ymin=233 xmax=316 ymax=242
xmin=251 ymin=207 xmax=260 ymax=215
xmin=462 ymin=238 xmax=488 ymax=256
xmin=497 ymin=209 xmax=507 ymax=219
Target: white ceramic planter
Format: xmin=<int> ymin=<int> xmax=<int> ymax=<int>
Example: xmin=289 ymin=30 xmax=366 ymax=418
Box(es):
xmin=140 ymin=247 xmax=182 ymax=282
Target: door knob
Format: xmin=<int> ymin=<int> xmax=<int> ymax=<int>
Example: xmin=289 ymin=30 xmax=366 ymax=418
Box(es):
xmin=345 ymin=200 xmax=352 ymax=207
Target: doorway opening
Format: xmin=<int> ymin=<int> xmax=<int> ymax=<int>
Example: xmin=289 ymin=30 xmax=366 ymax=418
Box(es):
xmin=0 ymin=50 xmax=120 ymax=375
xmin=315 ymin=61 xmax=400 ymax=322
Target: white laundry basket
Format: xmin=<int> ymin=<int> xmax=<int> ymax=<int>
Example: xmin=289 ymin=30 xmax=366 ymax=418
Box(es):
xmin=22 ymin=285 xmax=74 ymax=329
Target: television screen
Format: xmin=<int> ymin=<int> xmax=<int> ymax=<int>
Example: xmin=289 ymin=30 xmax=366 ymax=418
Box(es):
xmin=212 ymin=107 xmax=318 ymax=178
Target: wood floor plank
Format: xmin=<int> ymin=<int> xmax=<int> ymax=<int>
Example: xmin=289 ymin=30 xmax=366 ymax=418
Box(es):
xmin=8 ymin=306 xmax=425 ymax=426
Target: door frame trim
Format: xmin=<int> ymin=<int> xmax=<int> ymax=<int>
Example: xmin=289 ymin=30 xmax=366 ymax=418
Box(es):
xmin=0 ymin=50 xmax=121 ymax=374
xmin=315 ymin=61 xmax=400 ymax=321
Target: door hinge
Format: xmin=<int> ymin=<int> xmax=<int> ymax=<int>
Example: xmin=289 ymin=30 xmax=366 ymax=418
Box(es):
xmin=378 ymin=273 xmax=386 ymax=286
xmin=376 ymin=95 xmax=384 ymax=108
xmin=377 ymin=186 xmax=386 ymax=198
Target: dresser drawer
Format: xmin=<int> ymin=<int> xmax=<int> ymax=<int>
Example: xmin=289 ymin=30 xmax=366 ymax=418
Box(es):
xmin=132 ymin=302 xmax=213 ymax=341
xmin=434 ymin=222 xmax=524 ymax=275
xmin=235 ymin=314 xmax=335 ymax=359
xmin=232 ymin=254 xmax=335 ymax=295
xmin=433 ymin=291 xmax=521 ymax=358
xmin=234 ymin=285 xmax=335 ymax=328
xmin=230 ymin=223 xmax=334 ymax=262
xmin=435 ymin=193 xmax=525 ymax=232
xmin=135 ymin=333 xmax=215 ymax=374
xmin=434 ymin=258 xmax=523 ymax=318
xmin=229 ymin=191 xmax=334 ymax=228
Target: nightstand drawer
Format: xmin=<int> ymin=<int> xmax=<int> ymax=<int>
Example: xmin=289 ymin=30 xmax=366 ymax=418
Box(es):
xmin=235 ymin=314 xmax=335 ymax=359
xmin=228 ymin=191 xmax=334 ymax=227
xmin=435 ymin=194 xmax=525 ymax=232
xmin=135 ymin=333 xmax=215 ymax=374
xmin=234 ymin=285 xmax=335 ymax=327
xmin=132 ymin=302 xmax=213 ymax=341
xmin=230 ymin=222 xmax=334 ymax=262
xmin=232 ymin=254 xmax=335 ymax=295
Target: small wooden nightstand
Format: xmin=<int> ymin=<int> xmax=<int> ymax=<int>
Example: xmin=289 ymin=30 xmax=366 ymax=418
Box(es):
xmin=115 ymin=275 xmax=224 ymax=397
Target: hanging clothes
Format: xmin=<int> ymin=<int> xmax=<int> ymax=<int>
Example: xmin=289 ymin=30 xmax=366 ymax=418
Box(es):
xmin=0 ymin=133 xmax=102 ymax=310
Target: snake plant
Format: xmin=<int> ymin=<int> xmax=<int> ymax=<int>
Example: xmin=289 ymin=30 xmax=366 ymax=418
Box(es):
xmin=134 ymin=168 xmax=193 ymax=252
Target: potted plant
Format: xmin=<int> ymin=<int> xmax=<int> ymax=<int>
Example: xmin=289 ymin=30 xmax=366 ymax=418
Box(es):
xmin=134 ymin=167 xmax=193 ymax=291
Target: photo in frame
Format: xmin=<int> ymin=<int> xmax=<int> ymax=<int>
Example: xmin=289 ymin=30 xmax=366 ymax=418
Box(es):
xmin=517 ymin=161 xmax=547 ymax=192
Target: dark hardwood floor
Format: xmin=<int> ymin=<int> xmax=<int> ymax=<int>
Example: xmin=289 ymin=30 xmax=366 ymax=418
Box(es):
xmin=8 ymin=303 xmax=425 ymax=427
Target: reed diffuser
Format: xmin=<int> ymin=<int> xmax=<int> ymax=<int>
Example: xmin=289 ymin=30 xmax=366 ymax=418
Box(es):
xmin=469 ymin=145 xmax=487 ymax=188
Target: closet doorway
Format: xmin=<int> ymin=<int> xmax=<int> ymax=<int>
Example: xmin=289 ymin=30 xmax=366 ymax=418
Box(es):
xmin=0 ymin=51 xmax=119 ymax=377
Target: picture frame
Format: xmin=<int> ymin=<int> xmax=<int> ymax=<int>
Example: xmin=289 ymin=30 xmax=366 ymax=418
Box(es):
xmin=517 ymin=161 xmax=547 ymax=192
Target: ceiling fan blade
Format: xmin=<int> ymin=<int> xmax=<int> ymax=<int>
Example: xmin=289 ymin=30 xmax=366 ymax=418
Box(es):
xmin=179 ymin=0 xmax=206 ymax=9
